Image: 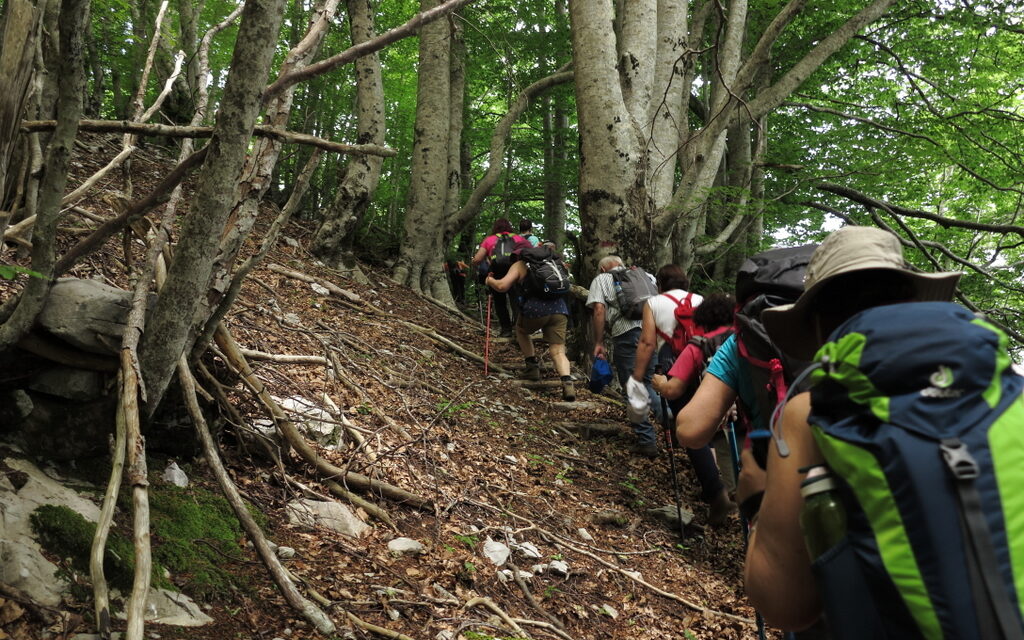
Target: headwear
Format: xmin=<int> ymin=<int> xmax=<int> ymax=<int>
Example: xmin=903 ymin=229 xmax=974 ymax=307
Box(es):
xmin=762 ymin=226 xmax=961 ymax=360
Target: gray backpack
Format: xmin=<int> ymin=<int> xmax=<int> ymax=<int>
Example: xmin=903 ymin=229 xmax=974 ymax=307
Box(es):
xmin=610 ymin=267 xmax=657 ymax=320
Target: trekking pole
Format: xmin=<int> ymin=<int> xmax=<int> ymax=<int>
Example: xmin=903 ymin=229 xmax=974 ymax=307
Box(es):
xmin=484 ymin=293 xmax=493 ymax=377
xmin=726 ymin=417 xmax=768 ymax=640
xmin=656 ymin=367 xmax=686 ymax=541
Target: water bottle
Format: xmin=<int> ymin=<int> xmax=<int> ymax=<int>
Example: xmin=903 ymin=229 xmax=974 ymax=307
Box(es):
xmin=800 ymin=465 xmax=846 ymax=560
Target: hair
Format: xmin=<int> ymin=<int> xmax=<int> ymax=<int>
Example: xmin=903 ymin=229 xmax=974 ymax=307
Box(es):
xmin=541 ymin=240 xmax=557 ymax=251
xmin=519 ymin=218 xmax=534 ymax=233
xmin=655 ymin=264 xmax=689 ymax=293
xmin=693 ymin=293 xmax=735 ymax=330
xmin=598 ymin=255 xmax=624 ymax=272
xmin=491 ymin=218 xmax=514 ymax=234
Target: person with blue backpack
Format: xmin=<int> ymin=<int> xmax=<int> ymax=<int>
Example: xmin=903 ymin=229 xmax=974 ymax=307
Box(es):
xmin=736 ymin=226 xmax=1024 ymax=640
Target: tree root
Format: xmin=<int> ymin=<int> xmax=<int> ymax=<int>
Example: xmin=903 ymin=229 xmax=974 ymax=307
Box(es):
xmin=465 ymin=596 xmax=531 ymax=639
xmin=508 ymin=561 xmax=566 ymax=632
xmin=179 ymin=355 xmax=337 ymax=635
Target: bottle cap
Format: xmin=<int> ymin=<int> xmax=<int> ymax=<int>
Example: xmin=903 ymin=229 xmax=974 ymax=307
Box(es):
xmin=800 ymin=466 xmax=838 ymax=498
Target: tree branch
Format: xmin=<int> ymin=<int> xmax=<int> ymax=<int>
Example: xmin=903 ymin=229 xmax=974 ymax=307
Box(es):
xmin=21 ymin=120 xmax=397 ymax=156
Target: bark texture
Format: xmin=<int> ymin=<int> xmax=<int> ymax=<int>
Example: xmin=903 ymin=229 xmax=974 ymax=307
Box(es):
xmin=139 ymin=0 xmax=287 ymax=413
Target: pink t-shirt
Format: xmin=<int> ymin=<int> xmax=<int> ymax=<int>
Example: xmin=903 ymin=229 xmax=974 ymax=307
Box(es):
xmin=481 ymin=233 xmax=526 ymax=256
xmin=667 ymin=325 xmax=732 ymax=383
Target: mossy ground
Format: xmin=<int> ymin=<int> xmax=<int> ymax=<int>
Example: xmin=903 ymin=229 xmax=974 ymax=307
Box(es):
xmin=30 ymin=474 xmax=268 ymax=602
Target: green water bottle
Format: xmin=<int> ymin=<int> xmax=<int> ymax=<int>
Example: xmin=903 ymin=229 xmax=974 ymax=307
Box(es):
xmin=800 ymin=465 xmax=846 ymax=560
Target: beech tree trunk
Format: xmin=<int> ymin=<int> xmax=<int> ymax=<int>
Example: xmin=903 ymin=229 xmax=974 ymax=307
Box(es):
xmin=570 ymin=0 xmax=898 ymax=275
xmin=391 ymin=0 xmax=454 ymax=303
xmin=139 ymin=0 xmax=287 ymax=413
xmin=310 ymin=0 xmax=386 ymax=282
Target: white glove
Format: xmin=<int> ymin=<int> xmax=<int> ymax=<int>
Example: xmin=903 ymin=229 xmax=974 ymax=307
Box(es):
xmin=626 ymin=376 xmax=650 ymax=423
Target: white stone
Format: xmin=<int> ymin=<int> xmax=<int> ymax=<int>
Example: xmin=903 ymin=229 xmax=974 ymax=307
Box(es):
xmin=273 ymin=396 xmax=340 ymax=446
xmin=115 ymin=588 xmax=213 ymax=626
xmin=285 ymin=499 xmax=369 ymax=538
xmin=387 ymin=537 xmax=426 ymax=556
xmin=623 ymin=570 xmax=642 ymax=580
xmin=276 ymin=546 xmax=296 ymax=559
xmin=548 ymin=560 xmax=569 ymax=576
xmin=482 ymin=537 xmax=510 ymax=566
xmin=598 ymin=604 xmax=619 ymax=619
xmin=310 ymin=283 xmax=330 ymax=296
xmin=283 ymin=313 xmax=302 ymax=326
xmin=503 ymin=455 xmax=518 ymax=464
xmin=577 ymin=528 xmax=594 ymax=542
xmin=511 ymin=541 xmax=542 ymax=559
xmin=531 ymin=563 xmax=548 ymax=574
xmin=161 ymin=461 xmax=189 ymax=488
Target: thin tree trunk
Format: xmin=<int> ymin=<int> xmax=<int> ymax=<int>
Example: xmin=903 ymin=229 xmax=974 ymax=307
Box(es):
xmin=310 ymin=0 xmax=386 ymax=280
xmin=139 ymin=0 xmax=288 ymax=414
xmin=0 ymin=0 xmax=40 ymax=230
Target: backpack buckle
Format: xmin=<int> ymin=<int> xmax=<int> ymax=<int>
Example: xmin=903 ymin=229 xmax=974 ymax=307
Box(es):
xmin=940 ymin=439 xmax=979 ymax=481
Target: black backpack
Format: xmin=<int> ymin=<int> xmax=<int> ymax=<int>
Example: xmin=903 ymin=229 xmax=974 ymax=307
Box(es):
xmin=610 ymin=266 xmax=658 ymax=320
xmin=490 ymin=233 xmax=519 ymax=277
xmin=733 ymin=244 xmax=816 ymax=466
xmin=519 ymin=246 xmax=571 ymax=299
xmin=667 ymin=329 xmax=734 ymax=414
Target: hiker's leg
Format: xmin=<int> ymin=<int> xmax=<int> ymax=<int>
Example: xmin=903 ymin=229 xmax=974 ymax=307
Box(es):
xmin=515 ymin=315 xmax=535 ymax=357
xmin=543 ymin=315 xmax=570 ymax=376
xmin=613 ymin=328 xmax=657 ymax=446
xmin=492 ymin=290 xmax=513 ymax=333
xmin=687 ymin=445 xmax=724 ymax=502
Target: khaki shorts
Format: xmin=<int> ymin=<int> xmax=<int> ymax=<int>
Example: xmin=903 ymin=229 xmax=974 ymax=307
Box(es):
xmin=516 ymin=313 xmax=567 ymax=345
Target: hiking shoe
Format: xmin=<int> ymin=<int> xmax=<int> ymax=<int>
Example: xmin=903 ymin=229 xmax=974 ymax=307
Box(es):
xmin=708 ymin=489 xmax=737 ymax=527
xmin=521 ymin=360 xmax=541 ymax=381
xmin=631 ymin=443 xmax=659 ymax=460
xmin=561 ymin=380 xmax=576 ymax=402
xmin=498 ymin=328 xmax=514 ymax=339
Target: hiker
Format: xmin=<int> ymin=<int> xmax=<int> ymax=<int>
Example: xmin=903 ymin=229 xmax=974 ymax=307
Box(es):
xmin=650 ymin=292 xmax=736 ymax=525
xmin=472 ymin=219 xmax=528 ymax=338
xmin=519 ymin=218 xmax=540 ymax=247
xmin=586 ymin=256 xmax=661 ymax=459
xmin=630 ymin=264 xmax=703 ymax=385
xmin=445 ymin=258 xmax=468 ymax=304
xmin=485 ymin=243 xmax=575 ymax=401
xmin=737 ymin=226 xmax=985 ymax=637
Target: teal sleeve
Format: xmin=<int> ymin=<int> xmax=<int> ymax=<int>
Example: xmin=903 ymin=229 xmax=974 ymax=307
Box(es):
xmin=705 ymin=334 xmax=739 ymax=391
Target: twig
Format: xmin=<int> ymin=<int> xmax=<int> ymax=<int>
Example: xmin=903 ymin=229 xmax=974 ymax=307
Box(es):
xmin=507 ymin=561 xmax=566 ymax=632
xmin=179 ymin=355 xmax=337 ymax=635
xmin=465 ymin=596 xmax=531 ymax=639
xmin=344 ymin=611 xmax=417 ymax=640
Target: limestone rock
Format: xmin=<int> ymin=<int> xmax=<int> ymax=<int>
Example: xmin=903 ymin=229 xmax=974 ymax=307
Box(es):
xmin=161 ymin=461 xmax=189 ymax=488
xmin=286 ymin=498 xmax=369 ymax=538
xmin=115 ymin=588 xmax=213 ymax=626
xmin=36 ymin=278 xmax=140 ymax=355
xmin=387 ymin=537 xmax=425 ymax=556
xmin=482 ymin=537 xmax=510 ymax=566
xmin=27 ymin=367 xmax=104 ymax=401
xmin=647 ymin=504 xmax=695 ymax=528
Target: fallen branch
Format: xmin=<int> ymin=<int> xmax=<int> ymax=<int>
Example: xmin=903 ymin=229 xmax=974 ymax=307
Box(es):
xmin=465 ymin=596 xmax=531 ymax=639
xmin=179 ymin=355 xmax=336 ymax=635
xmin=267 ymin=262 xmax=362 ymax=303
xmin=239 ymin=348 xmax=329 ymax=365
xmin=20 ymin=120 xmax=397 ymax=157
xmin=214 ymin=324 xmax=432 ymax=510
xmin=508 ymin=561 xmax=566 ymax=632
xmin=345 ymin=611 xmax=416 ymax=640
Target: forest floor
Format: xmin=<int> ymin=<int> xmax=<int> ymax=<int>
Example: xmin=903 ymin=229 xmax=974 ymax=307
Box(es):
xmin=1 ymin=135 xmax=770 ymax=640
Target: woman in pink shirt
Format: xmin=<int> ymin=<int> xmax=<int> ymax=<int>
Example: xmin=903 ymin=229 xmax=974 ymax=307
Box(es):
xmin=471 ymin=218 xmax=526 ymax=338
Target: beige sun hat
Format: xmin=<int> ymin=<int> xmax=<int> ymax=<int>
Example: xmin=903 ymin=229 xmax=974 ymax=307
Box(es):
xmin=762 ymin=226 xmax=961 ymax=361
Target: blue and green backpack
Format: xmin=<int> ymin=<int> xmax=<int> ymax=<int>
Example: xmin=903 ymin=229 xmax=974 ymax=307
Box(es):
xmin=806 ymin=301 xmax=1024 ymax=640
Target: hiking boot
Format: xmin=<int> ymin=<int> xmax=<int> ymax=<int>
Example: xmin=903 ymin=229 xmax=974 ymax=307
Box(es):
xmin=521 ymin=360 xmax=541 ymax=381
xmin=561 ymin=380 xmax=576 ymax=402
xmin=708 ymin=489 xmax=737 ymax=527
xmin=631 ymin=443 xmax=659 ymax=460
xmin=498 ymin=328 xmax=514 ymax=339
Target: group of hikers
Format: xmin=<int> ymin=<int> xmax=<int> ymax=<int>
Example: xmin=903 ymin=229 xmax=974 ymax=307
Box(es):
xmin=465 ymin=218 xmax=1024 ymax=639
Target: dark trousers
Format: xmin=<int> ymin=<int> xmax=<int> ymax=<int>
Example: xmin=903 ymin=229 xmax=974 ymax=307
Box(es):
xmin=492 ymin=291 xmax=514 ymax=332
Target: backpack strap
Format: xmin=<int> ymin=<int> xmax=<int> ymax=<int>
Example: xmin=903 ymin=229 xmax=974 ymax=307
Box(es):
xmin=654 ymin=293 xmax=684 ymax=343
xmin=941 ymin=438 xmax=1024 ymax=640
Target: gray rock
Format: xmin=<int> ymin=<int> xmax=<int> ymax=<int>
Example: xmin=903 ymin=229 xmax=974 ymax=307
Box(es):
xmin=286 ymin=499 xmax=369 ymax=538
xmin=161 ymin=461 xmax=188 ymax=488
xmin=27 ymin=367 xmax=104 ymax=401
xmin=577 ymin=528 xmax=594 ymax=542
xmin=274 ymin=396 xmax=340 ymax=447
xmin=482 ymin=538 xmax=510 ymax=566
xmin=37 ymin=278 xmax=141 ymax=355
xmin=387 ymin=537 xmax=425 ymax=556
xmin=115 ymin=588 xmax=213 ymax=626
xmin=647 ymin=504 xmax=695 ymax=528
xmin=511 ymin=541 xmax=542 ymax=559
xmin=276 ymin=546 xmax=296 ymax=559
xmin=548 ymin=560 xmax=570 ymax=576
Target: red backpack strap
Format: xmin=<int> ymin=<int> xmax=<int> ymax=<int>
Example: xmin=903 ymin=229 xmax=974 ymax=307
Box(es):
xmin=663 ymin=293 xmax=681 ymax=307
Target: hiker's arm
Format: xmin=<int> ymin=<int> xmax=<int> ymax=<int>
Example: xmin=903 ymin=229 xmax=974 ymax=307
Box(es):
xmin=592 ymin=302 xmax=607 ymax=358
xmin=675 ymin=374 xmax=735 ymax=448
xmin=631 ymin=303 xmax=658 ymax=381
xmin=652 ymin=374 xmax=687 ymax=400
xmin=470 ymin=245 xmax=487 ymax=266
xmin=744 ymin=392 xmax=824 ymax=631
xmin=484 ymin=262 xmax=524 ymax=293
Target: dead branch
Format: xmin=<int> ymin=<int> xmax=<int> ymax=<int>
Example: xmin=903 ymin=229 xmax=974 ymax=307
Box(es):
xmin=20 ymin=120 xmax=398 ymax=157
xmin=344 ymin=611 xmax=416 ymax=640
xmin=179 ymin=355 xmax=337 ymax=635
xmin=464 ymin=596 xmax=531 ymax=639
xmin=238 ymin=348 xmax=329 ymax=365
xmin=213 ymin=325 xmax=432 ymax=510
xmin=267 ymin=262 xmax=362 ymax=303
xmin=90 ymin=382 xmax=127 ymax=637
xmin=262 ymin=0 xmax=475 ymax=104
xmin=507 ymin=561 xmax=566 ymax=632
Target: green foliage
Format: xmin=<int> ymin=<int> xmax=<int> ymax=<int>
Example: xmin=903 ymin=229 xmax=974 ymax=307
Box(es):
xmin=0 ymin=265 xmax=44 ymax=280
xmin=452 ymin=533 xmax=479 ymax=549
xmin=434 ymin=400 xmax=475 ymax=418
xmin=30 ymin=504 xmax=155 ymax=591
xmin=147 ymin=483 xmax=266 ymax=600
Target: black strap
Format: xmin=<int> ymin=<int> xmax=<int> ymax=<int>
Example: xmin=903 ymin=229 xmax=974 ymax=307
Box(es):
xmin=941 ymin=438 xmax=1024 ymax=640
